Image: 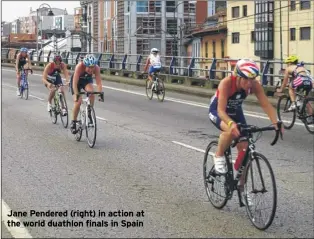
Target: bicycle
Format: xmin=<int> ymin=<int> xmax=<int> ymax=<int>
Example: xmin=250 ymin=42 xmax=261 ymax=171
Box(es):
xmin=276 ymin=82 xmax=314 ymax=134
xmin=145 ymin=71 xmax=165 ymax=102
xmin=19 ymin=68 xmax=32 ymax=100
xmin=73 ymin=91 xmax=104 ymax=148
xmin=203 ymin=122 xmax=283 ymax=230
xmin=49 ymin=83 xmax=69 ymax=128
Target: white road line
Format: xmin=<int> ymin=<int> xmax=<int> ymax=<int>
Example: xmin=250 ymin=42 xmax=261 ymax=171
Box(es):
xmin=172 ymin=141 xmax=205 ymax=153
xmin=29 ymin=95 xmax=44 ymax=101
xmin=1 ymin=200 xmax=33 ymax=238
xmin=96 ymin=116 xmax=107 ymax=121
xmin=1 ymin=69 xmax=305 ymax=126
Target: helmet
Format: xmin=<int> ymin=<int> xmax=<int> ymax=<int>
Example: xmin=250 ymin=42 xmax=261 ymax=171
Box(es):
xmin=235 ymin=59 xmax=259 ymax=79
xmin=53 ymin=55 xmax=62 ymax=63
xmin=83 ymin=54 xmax=97 ymax=67
xmin=20 ymin=47 xmax=28 ymax=53
xmin=284 ymin=55 xmax=299 ymax=64
xmin=151 ymin=48 xmax=159 ymax=54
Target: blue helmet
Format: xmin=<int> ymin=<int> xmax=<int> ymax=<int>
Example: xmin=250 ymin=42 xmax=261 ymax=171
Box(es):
xmin=83 ymin=54 xmax=97 ymax=67
xmin=20 ymin=47 xmax=28 ymax=53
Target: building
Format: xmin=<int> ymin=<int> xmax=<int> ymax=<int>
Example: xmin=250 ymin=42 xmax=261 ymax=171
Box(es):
xmin=53 ymin=15 xmax=75 ymax=31
xmin=11 ymin=19 xmax=21 ymax=34
xmin=2 ymin=21 xmax=12 ymax=37
xmin=185 ymin=10 xmax=227 ymax=78
xmin=227 ymin=0 xmax=314 ymax=78
xmin=208 ymin=0 xmax=227 ymax=16
xmin=74 ymin=7 xmax=83 ymax=31
xmin=80 ymin=0 xmax=104 ymax=53
xmin=103 ymin=0 xmax=117 ymax=53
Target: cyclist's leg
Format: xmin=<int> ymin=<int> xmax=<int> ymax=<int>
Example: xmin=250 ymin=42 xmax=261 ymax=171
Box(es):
xmin=16 ymin=68 xmax=22 ymax=95
xmin=288 ymin=79 xmax=299 ymax=110
xmin=45 ymin=77 xmax=57 ymax=111
xmin=70 ymin=76 xmax=83 ymax=132
xmin=82 ymin=78 xmax=95 ymax=106
xmin=147 ymin=66 xmax=154 ymax=88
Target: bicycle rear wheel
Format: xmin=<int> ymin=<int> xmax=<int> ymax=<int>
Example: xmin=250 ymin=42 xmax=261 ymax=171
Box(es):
xmin=243 ymin=152 xmax=277 ymax=230
xmin=59 ymin=93 xmax=69 ymax=128
xmin=277 ymin=94 xmax=296 ymax=129
xmin=85 ymin=106 xmax=97 ymax=148
xmin=302 ymin=98 xmax=314 ymax=134
xmin=156 ymin=78 xmax=165 ymax=102
xmin=145 ymin=79 xmax=153 ymax=100
xmin=203 ymin=141 xmax=228 ymax=209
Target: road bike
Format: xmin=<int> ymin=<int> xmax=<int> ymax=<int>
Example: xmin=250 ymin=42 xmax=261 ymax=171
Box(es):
xmin=203 ymin=122 xmax=283 ymax=230
xmin=49 ymin=84 xmax=69 ymax=128
xmin=277 ymin=84 xmax=314 ymax=134
xmin=19 ymin=68 xmax=32 ymax=100
xmin=73 ymin=91 xmax=104 ymax=148
xmin=145 ymin=71 xmax=165 ymax=102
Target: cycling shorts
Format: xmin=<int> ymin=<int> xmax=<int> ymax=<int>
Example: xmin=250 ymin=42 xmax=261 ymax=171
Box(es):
xmin=46 ymin=74 xmax=63 ymax=86
xmin=149 ymin=65 xmax=161 ymax=75
xmin=209 ymin=108 xmax=247 ymax=131
xmin=290 ymin=76 xmax=313 ymax=96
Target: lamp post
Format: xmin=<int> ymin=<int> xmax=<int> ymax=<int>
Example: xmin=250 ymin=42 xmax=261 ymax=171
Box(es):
xmin=36 ymin=3 xmax=54 ymax=56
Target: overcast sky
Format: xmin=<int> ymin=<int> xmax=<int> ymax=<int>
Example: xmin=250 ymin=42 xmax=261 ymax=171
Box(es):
xmin=2 ymin=1 xmax=80 ymax=22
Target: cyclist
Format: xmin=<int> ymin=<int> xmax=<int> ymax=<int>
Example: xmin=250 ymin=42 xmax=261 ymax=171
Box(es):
xmin=276 ymin=55 xmax=313 ymax=120
xmin=208 ymin=59 xmax=281 ymax=175
xmin=143 ymin=48 xmax=162 ymax=89
xmin=42 ymin=55 xmax=70 ymax=115
xmin=69 ymin=54 xmax=104 ymax=134
xmin=15 ymin=47 xmax=32 ymax=96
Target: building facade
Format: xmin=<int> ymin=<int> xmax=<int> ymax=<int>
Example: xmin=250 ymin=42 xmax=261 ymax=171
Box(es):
xmin=227 ymin=0 xmax=314 ymax=77
xmin=11 ymin=19 xmax=21 ymax=34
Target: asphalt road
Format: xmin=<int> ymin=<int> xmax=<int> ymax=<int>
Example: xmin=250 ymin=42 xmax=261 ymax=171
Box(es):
xmin=2 ymin=68 xmax=313 ymax=238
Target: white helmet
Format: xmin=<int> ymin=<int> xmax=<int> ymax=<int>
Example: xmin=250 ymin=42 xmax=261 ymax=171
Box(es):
xmin=151 ymin=48 xmax=159 ymax=54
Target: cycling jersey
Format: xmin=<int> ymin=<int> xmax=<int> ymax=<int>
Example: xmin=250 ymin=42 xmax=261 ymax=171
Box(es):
xmin=47 ymin=62 xmax=65 ymax=85
xmin=18 ymin=55 xmax=27 ymax=71
xmin=70 ymin=71 xmax=93 ymax=95
xmin=148 ymin=54 xmax=161 ymax=74
xmin=290 ymin=64 xmax=313 ymax=95
xmin=209 ymin=75 xmax=250 ymax=130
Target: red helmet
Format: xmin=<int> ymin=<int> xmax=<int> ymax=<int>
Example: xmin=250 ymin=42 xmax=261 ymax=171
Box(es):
xmin=53 ymin=55 xmax=62 ymax=63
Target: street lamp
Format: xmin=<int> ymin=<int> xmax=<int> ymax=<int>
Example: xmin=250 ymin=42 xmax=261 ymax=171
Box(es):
xmin=36 ymin=3 xmax=54 ymax=56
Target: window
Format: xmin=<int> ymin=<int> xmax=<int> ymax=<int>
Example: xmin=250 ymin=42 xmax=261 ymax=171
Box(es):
xmin=212 ymin=41 xmax=216 ymax=58
xmin=290 ymin=28 xmax=296 ymax=41
xmin=166 ymin=1 xmax=175 ymax=12
xmin=137 ymin=1 xmax=148 ymax=12
xmin=232 ymin=6 xmax=240 ymax=18
xmin=300 ymin=27 xmax=311 ymax=40
xmin=155 ymin=1 xmax=161 ymax=12
xmin=167 ymin=19 xmax=177 ymax=34
xmin=221 ymin=39 xmax=225 ymax=58
xmin=290 ymin=0 xmax=296 ymax=11
xmin=205 ymin=42 xmax=208 ymax=58
xmin=243 ymin=5 xmax=247 ymax=17
xmin=88 ymin=6 xmax=91 ymax=15
xmin=232 ymin=32 xmax=240 ymax=43
xmin=300 ymin=0 xmax=311 ymax=10
xmin=251 ymin=31 xmax=255 ymax=42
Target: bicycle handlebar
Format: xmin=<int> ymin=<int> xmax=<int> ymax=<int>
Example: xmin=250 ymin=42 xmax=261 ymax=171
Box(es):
xmin=231 ymin=121 xmax=283 ymax=147
xmin=22 ymin=68 xmax=33 ymax=74
xmin=77 ymin=92 xmax=104 ymax=102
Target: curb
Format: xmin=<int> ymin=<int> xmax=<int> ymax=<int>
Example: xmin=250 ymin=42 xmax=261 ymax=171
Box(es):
xmin=1 ymin=63 xmax=279 ymax=107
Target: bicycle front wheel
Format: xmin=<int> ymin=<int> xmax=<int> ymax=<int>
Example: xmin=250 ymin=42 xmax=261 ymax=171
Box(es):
xmin=203 ymin=141 xmax=229 ymax=209
xmin=23 ymin=81 xmax=29 ymax=100
xmin=59 ymin=93 xmax=69 ymax=128
xmin=85 ymin=106 xmax=97 ymax=148
xmin=145 ymin=79 xmax=153 ymax=100
xmin=277 ymin=94 xmax=296 ymax=129
xmin=156 ymin=79 xmax=165 ymax=102
xmin=49 ymin=97 xmax=57 ymax=124
xmin=243 ymin=152 xmax=277 ymax=230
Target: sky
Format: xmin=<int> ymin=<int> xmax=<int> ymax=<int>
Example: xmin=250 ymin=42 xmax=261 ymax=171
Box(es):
xmin=2 ymin=1 xmax=80 ymax=22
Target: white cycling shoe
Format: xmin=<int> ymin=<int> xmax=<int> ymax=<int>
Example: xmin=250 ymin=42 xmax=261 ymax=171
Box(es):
xmin=213 ymin=155 xmax=228 ymax=174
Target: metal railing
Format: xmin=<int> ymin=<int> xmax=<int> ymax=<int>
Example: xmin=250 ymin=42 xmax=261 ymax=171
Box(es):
xmin=2 ymin=47 xmax=314 ymax=87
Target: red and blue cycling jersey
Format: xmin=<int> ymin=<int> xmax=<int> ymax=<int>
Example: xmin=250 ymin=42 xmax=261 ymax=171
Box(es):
xmin=209 ymin=75 xmax=250 ymax=130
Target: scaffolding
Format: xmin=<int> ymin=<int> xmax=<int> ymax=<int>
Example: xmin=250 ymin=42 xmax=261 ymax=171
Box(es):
xmin=93 ymin=1 xmax=99 ymax=52
xmin=116 ymin=0 xmax=125 ymax=53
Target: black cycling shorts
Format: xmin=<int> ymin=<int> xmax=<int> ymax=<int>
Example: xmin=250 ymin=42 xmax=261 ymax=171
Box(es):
xmin=70 ymin=74 xmax=93 ymax=95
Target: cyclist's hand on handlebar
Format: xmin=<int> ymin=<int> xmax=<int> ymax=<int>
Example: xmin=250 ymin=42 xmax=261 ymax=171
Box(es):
xmin=98 ymin=92 xmax=104 ymax=102
xmin=230 ymin=123 xmax=241 ymax=138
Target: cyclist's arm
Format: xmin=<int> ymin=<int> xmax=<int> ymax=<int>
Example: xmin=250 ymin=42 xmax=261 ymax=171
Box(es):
xmin=42 ymin=63 xmax=51 ymax=85
xmin=217 ymin=77 xmax=234 ymax=125
xmin=72 ymin=64 xmax=82 ymax=95
xmin=62 ymin=63 xmax=70 ymax=84
xmin=280 ymin=67 xmax=291 ymax=91
xmin=94 ymin=65 xmax=102 ymax=92
xmin=253 ymin=81 xmax=278 ymax=126
xmin=15 ymin=54 xmax=20 ymax=72
xmin=26 ymin=54 xmax=32 ymax=69
xmin=143 ymin=57 xmax=150 ymax=72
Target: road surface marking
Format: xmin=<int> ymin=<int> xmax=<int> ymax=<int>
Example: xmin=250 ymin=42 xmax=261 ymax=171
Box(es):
xmin=172 ymin=141 xmax=205 ymax=153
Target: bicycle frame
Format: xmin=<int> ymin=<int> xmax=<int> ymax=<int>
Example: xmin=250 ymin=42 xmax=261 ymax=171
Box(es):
xmin=20 ymin=70 xmax=28 ymax=89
